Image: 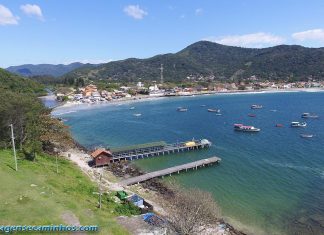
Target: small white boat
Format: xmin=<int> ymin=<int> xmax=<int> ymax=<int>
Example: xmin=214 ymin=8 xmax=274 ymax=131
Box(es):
xmin=130 ymin=107 xmax=135 ymax=110
xmin=270 ymin=109 xmax=277 ymax=112
xmin=300 ymin=134 xmax=314 ymax=138
xmin=215 ymin=113 xmax=222 ymax=116
xmin=208 ymin=108 xmax=221 ymax=113
xmin=301 ymin=113 xmax=319 ymax=119
xmin=234 ymin=124 xmax=260 ymax=132
xmin=251 ymin=104 xmax=263 ymax=109
xmin=177 ymin=107 xmax=188 ymax=112
xmin=291 ymin=122 xmax=307 ymax=127
xmin=133 ymin=113 xmax=142 ymax=117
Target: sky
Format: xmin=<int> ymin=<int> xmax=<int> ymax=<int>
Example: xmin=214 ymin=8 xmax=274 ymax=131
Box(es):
xmin=0 ymin=0 xmax=324 ymax=68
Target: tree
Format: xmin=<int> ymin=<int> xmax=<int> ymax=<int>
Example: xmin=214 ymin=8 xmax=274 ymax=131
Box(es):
xmin=165 ymin=187 xmax=221 ymax=234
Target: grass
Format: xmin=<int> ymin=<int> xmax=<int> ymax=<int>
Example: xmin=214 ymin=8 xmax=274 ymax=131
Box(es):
xmin=0 ymin=150 xmax=129 ymax=235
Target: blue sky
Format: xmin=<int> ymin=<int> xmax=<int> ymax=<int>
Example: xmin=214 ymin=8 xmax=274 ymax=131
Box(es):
xmin=1 ymin=0 xmax=324 ymax=68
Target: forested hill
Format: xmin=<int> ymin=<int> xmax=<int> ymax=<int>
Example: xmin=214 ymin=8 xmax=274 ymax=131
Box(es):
xmin=6 ymin=62 xmax=98 ymax=77
xmin=0 ymin=68 xmax=45 ymax=95
xmin=63 ymin=41 xmax=324 ymax=82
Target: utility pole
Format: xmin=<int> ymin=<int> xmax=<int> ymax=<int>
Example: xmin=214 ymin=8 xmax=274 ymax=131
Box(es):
xmin=9 ymin=124 xmax=18 ymax=171
xmin=98 ymin=169 xmax=103 ymax=209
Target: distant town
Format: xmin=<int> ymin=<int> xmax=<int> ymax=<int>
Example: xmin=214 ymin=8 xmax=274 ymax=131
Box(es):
xmin=55 ymin=78 xmax=324 ymax=104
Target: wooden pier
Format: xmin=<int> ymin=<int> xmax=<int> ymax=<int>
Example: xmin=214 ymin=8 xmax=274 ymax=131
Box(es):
xmin=119 ymin=156 xmax=221 ymax=186
xmin=110 ymin=139 xmax=212 ymax=163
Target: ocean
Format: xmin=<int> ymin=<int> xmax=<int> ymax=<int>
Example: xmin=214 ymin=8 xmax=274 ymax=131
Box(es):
xmin=51 ymin=91 xmax=324 ymax=235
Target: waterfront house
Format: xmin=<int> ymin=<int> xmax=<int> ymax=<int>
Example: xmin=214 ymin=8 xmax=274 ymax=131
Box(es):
xmin=91 ymin=148 xmax=113 ymax=167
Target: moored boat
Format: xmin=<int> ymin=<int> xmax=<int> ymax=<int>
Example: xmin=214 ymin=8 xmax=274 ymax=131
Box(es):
xmin=301 ymin=113 xmax=319 ymax=119
xmin=275 ymin=124 xmax=284 ymax=127
xmin=291 ymin=122 xmax=307 ymax=127
xmin=234 ymin=124 xmax=261 ymax=132
xmin=208 ymin=108 xmax=221 ymax=113
xmin=133 ymin=113 xmax=142 ymax=117
xmin=248 ymin=114 xmax=256 ymax=117
xmin=177 ymin=107 xmax=188 ymax=112
xmin=300 ymin=134 xmax=314 ymax=138
xmin=251 ymin=104 xmax=263 ymax=109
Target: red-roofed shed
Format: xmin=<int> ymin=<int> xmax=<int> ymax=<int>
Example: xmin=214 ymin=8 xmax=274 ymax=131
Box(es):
xmin=91 ymin=148 xmax=113 ymax=167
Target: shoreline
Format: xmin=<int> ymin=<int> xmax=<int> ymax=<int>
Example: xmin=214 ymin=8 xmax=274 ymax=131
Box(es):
xmin=51 ymin=87 xmax=324 ymax=113
xmin=60 ymin=144 xmax=248 ymax=235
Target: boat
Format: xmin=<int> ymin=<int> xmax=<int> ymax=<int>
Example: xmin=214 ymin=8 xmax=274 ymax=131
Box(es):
xmin=215 ymin=113 xmax=222 ymax=116
xmin=301 ymin=113 xmax=319 ymax=119
xmin=300 ymin=134 xmax=314 ymax=138
xmin=129 ymin=107 xmax=135 ymax=110
xmin=251 ymin=104 xmax=263 ymax=109
xmin=248 ymin=114 xmax=256 ymax=117
xmin=177 ymin=107 xmax=188 ymax=112
xmin=275 ymin=124 xmax=284 ymax=127
xmin=270 ymin=109 xmax=278 ymax=112
xmin=291 ymin=122 xmax=307 ymax=127
xmin=234 ymin=124 xmax=261 ymax=132
xmin=200 ymin=105 xmax=206 ymax=107
xmin=207 ymin=108 xmax=221 ymax=113
xmin=133 ymin=113 xmax=142 ymax=117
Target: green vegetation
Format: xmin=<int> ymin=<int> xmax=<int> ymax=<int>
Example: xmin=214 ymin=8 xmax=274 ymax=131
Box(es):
xmin=0 ymin=150 xmax=128 ymax=235
xmin=0 ymin=68 xmax=45 ymax=95
xmin=6 ymin=62 xmax=96 ymax=77
xmin=114 ymin=203 xmax=141 ymax=216
xmin=62 ymin=41 xmax=324 ymax=82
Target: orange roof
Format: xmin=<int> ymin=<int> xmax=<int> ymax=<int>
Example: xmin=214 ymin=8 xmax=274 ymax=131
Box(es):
xmin=91 ymin=148 xmax=112 ymax=158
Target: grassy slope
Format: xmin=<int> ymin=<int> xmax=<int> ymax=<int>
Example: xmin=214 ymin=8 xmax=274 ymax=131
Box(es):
xmin=0 ymin=150 xmax=128 ymax=235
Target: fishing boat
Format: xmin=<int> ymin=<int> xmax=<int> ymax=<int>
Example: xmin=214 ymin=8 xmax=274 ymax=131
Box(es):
xmin=248 ymin=114 xmax=256 ymax=117
xmin=207 ymin=108 xmax=221 ymax=113
xmin=291 ymin=122 xmax=307 ymax=127
xmin=234 ymin=124 xmax=261 ymax=132
xmin=275 ymin=124 xmax=284 ymax=127
xmin=301 ymin=113 xmax=319 ymax=119
xmin=300 ymin=134 xmax=314 ymax=138
xmin=251 ymin=104 xmax=263 ymax=109
xmin=133 ymin=113 xmax=142 ymax=117
xmin=177 ymin=107 xmax=188 ymax=112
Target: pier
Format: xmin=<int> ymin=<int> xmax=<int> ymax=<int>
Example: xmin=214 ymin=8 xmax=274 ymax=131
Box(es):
xmin=110 ymin=139 xmax=212 ymax=163
xmin=119 ymin=156 xmax=221 ymax=186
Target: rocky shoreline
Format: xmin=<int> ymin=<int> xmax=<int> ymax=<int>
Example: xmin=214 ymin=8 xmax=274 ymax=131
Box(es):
xmin=105 ymin=160 xmax=247 ymax=235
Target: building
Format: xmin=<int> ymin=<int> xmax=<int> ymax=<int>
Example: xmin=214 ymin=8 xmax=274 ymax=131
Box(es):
xmin=91 ymin=148 xmax=113 ymax=167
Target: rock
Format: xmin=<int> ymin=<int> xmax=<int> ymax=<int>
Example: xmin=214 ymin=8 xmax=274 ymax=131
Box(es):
xmin=30 ymin=184 xmax=37 ymax=187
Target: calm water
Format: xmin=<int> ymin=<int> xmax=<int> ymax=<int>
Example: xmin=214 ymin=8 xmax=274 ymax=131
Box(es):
xmin=52 ymin=92 xmax=324 ymax=235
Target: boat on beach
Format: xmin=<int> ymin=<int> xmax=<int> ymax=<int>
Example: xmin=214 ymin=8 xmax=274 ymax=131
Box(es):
xmin=291 ymin=122 xmax=307 ymax=127
xmin=251 ymin=104 xmax=263 ymax=109
xmin=208 ymin=108 xmax=221 ymax=113
xmin=301 ymin=113 xmax=319 ymax=119
xmin=234 ymin=124 xmax=261 ymax=132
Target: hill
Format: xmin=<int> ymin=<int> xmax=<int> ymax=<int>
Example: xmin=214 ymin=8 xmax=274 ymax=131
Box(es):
xmin=0 ymin=150 xmax=127 ymax=234
xmin=0 ymin=68 xmax=45 ymax=95
xmin=63 ymin=41 xmax=324 ymax=82
xmin=6 ymin=62 xmax=99 ymax=77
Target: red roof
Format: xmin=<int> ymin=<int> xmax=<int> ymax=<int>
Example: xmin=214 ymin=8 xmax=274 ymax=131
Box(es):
xmin=91 ymin=148 xmax=112 ymax=158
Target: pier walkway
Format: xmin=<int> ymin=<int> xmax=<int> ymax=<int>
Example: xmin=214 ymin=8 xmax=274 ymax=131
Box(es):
xmin=119 ymin=156 xmax=221 ymax=186
xmin=110 ymin=139 xmax=211 ymax=163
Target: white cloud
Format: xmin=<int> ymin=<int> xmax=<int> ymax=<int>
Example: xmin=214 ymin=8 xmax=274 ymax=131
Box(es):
xmin=123 ymin=5 xmax=147 ymax=20
xmin=0 ymin=5 xmax=19 ymax=25
xmin=292 ymin=29 xmax=324 ymax=42
xmin=20 ymin=4 xmax=43 ymax=20
xmin=195 ymin=8 xmax=203 ymax=15
xmin=204 ymin=32 xmax=285 ymax=48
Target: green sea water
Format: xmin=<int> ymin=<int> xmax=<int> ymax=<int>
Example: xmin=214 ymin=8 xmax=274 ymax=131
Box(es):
xmin=52 ymin=92 xmax=324 ymax=235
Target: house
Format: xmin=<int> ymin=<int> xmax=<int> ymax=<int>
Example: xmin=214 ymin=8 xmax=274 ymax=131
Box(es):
xmin=91 ymin=148 xmax=113 ymax=167
xmin=127 ymin=194 xmax=153 ymax=213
